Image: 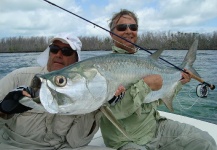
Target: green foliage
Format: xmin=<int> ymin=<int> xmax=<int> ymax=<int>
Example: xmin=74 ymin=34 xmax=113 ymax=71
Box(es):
xmin=0 ymin=36 xmax=51 ymax=53
xmin=0 ymin=31 xmax=216 ymax=53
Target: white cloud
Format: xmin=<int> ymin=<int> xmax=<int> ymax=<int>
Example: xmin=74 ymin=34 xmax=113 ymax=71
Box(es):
xmin=136 ymin=0 xmax=217 ymax=33
xmin=0 ymin=0 xmax=216 ymax=38
xmin=0 ymin=0 xmax=83 ymax=37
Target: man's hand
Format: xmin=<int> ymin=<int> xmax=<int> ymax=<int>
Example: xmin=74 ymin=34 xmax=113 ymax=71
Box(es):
xmin=108 ymin=85 xmax=125 ymax=106
xmin=180 ymin=69 xmax=192 ymax=85
xmin=143 ymin=74 xmax=163 ymax=91
xmin=0 ymin=86 xmax=33 ymax=114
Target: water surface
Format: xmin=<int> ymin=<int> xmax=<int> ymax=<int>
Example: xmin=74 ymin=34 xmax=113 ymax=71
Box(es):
xmin=0 ymin=50 xmax=216 ymax=124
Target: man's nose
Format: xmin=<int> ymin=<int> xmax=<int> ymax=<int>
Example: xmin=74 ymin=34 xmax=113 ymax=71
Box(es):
xmin=125 ymin=26 xmax=132 ymax=32
xmin=56 ymin=49 xmax=64 ymax=57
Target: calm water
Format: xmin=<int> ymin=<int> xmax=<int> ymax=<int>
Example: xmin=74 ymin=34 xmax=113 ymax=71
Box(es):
xmin=0 ymin=50 xmax=216 ymax=124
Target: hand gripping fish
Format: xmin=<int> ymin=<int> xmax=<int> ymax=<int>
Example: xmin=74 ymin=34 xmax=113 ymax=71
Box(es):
xmin=30 ymin=39 xmax=199 ymax=115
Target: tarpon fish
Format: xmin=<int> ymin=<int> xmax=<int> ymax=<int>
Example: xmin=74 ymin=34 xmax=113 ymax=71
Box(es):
xmin=30 ymin=39 xmax=199 ymax=115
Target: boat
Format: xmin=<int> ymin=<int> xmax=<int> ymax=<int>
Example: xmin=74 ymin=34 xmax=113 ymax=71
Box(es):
xmin=88 ymin=111 xmax=217 ymax=148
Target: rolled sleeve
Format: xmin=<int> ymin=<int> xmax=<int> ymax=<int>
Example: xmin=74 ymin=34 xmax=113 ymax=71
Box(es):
xmin=110 ymin=79 xmax=151 ymax=119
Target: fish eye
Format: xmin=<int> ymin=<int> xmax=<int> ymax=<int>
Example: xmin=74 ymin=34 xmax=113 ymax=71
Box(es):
xmin=54 ymin=75 xmax=67 ymax=87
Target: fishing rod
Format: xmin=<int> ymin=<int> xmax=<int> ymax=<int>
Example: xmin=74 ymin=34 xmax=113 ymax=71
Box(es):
xmin=43 ymin=0 xmax=215 ymax=96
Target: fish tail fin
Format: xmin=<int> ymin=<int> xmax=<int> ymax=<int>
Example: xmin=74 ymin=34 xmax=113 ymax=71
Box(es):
xmin=179 ymin=38 xmax=200 ymax=77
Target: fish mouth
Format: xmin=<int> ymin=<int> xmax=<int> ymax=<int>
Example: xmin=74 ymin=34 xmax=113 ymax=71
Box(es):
xmin=30 ymin=74 xmax=42 ymax=98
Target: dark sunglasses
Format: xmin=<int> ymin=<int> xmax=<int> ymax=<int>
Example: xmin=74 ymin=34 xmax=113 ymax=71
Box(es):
xmin=49 ymin=44 xmax=75 ymax=56
xmin=112 ymin=24 xmax=138 ymax=31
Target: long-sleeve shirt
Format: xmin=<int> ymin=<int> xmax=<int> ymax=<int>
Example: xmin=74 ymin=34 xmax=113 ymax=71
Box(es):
xmin=100 ymin=46 xmax=182 ymax=149
xmin=0 ymin=66 xmax=101 ymax=149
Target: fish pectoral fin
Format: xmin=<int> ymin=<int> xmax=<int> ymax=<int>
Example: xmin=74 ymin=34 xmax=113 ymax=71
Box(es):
xmin=160 ymin=97 xmax=174 ymax=112
xmin=100 ymin=106 xmax=133 ymax=141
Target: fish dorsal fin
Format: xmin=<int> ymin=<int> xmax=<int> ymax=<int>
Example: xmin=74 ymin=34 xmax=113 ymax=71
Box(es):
xmin=150 ymin=49 xmax=164 ymax=60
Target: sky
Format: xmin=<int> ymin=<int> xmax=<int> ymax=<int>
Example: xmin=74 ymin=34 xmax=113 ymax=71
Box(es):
xmin=0 ymin=0 xmax=217 ymax=38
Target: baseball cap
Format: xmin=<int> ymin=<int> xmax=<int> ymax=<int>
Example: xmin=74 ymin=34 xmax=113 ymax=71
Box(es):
xmin=37 ymin=33 xmax=82 ymax=67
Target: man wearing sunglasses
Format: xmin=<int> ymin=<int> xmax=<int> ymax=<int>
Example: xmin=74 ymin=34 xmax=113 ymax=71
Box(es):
xmin=0 ymin=33 xmax=114 ymax=149
xmin=100 ymin=9 xmax=216 ymax=150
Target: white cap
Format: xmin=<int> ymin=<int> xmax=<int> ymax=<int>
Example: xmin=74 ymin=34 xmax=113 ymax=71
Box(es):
xmin=37 ymin=33 xmax=82 ymax=67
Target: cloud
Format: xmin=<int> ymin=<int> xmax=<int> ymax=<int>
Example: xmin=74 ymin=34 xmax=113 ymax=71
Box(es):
xmin=0 ymin=0 xmax=83 ymax=37
xmin=0 ymin=0 xmax=216 ymax=38
xmin=136 ymin=0 xmax=217 ymax=33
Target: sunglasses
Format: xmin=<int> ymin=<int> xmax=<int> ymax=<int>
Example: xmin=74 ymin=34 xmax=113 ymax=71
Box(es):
xmin=112 ymin=24 xmax=138 ymax=31
xmin=49 ymin=44 xmax=75 ymax=56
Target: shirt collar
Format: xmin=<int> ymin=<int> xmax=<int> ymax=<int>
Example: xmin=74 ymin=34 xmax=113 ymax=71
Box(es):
xmin=112 ymin=46 xmax=138 ymax=54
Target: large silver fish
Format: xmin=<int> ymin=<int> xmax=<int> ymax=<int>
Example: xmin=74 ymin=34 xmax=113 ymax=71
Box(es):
xmin=30 ymin=39 xmax=199 ymax=115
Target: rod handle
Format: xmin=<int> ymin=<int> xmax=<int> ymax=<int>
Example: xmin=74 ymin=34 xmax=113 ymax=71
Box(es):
xmin=191 ymin=74 xmax=215 ymax=90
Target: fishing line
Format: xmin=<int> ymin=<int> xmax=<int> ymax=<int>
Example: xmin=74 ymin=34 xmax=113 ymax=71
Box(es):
xmin=176 ymin=88 xmax=200 ymax=110
xmin=42 ymin=0 xmax=215 ymax=91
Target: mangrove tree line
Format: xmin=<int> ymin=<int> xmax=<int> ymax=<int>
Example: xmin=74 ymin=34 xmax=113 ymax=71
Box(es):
xmin=0 ymin=31 xmax=216 ymax=53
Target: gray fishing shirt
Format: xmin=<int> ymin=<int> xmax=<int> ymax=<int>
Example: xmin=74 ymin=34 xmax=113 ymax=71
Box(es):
xmin=0 ymin=66 xmax=101 ymax=149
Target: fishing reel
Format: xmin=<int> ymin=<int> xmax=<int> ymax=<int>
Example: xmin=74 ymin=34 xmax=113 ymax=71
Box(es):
xmin=196 ymin=83 xmax=209 ymax=98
